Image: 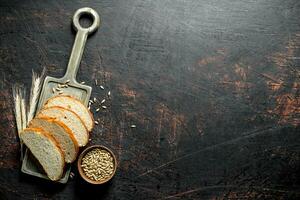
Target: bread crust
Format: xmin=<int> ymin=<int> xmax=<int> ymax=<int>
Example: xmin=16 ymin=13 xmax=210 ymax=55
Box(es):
xmin=21 ymin=127 xmax=65 ymax=181
xmin=44 ymin=95 xmax=95 ymax=131
xmin=37 ymin=106 xmax=89 ymax=146
xmin=31 ymin=116 xmax=80 ymax=163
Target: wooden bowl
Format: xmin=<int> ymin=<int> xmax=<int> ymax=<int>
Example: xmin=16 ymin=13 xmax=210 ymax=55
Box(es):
xmin=77 ymin=145 xmax=117 ymax=184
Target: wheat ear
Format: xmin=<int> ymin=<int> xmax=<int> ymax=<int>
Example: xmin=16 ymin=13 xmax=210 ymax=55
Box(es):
xmin=27 ymin=68 xmax=45 ymax=123
xmin=12 ymin=85 xmax=26 ymax=160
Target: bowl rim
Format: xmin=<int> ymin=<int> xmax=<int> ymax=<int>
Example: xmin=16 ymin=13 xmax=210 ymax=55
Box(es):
xmin=77 ymin=144 xmax=117 ymax=184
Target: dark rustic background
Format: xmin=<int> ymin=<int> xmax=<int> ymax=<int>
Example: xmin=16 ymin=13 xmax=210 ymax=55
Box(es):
xmin=0 ymin=0 xmax=300 ymax=199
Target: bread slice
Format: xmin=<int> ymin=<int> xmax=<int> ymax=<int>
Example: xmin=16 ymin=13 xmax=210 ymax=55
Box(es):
xmin=20 ymin=128 xmax=65 ymax=181
xmin=43 ymin=95 xmax=94 ymax=131
xmin=29 ymin=116 xmax=79 ymax=163
xmin=37 ymin=106 xmax=89 ymax=147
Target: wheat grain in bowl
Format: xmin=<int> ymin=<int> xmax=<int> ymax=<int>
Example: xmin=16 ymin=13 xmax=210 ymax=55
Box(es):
xmin=77 ymin=145 xmax=117 ymax=184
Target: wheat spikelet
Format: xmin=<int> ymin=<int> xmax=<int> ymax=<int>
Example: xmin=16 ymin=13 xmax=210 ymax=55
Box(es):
xmin=12 ymin=85 xmax=22 ymax=134
xmin=21 ymin=95 xmax=27 ymax=130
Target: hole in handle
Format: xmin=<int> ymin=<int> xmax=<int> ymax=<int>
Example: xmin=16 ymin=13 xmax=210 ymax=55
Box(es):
xmin=73 ymin=7 xmax=100 ymax=34
xmin=79 ymin=14 xmax=93 ymax=28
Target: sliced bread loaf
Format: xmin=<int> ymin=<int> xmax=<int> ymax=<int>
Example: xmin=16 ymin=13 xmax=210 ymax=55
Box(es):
xmin=29 ymin=116 xmax=79 ymax=163
xmin=43 ymin=95 xmax=94 ymax=131
xmin=20 ymin=128 xmax=65 ymax=181
xmin=37 ymin=106 xmax=89 ymax=147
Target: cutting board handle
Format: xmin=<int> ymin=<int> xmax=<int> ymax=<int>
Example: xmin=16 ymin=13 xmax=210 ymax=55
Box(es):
xmin=63 ymin=7 xmax=100 ymax=82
